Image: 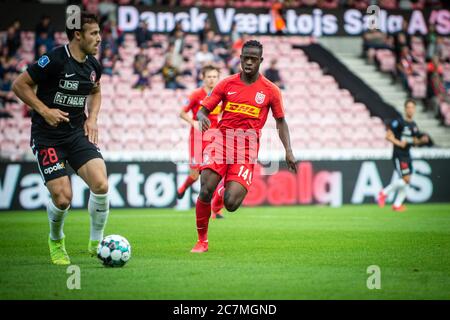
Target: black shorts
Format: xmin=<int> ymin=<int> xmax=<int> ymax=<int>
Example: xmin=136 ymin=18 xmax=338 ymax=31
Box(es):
xmin=30 ymin=130 xmax=103 ymax=184
xmin=393 ymin=156 xmax=413 ymax=177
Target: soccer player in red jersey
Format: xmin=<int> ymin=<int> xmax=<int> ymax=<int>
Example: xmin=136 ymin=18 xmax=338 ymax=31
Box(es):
xmin=190 ymin=40 xmax=297 ymax=253
xmin=177 ymin=65 xmax=225 ymax=218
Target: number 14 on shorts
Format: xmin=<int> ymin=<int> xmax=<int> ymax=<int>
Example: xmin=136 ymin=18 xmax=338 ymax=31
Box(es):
xmin=237 ymin=165 xmax=252 ymax=186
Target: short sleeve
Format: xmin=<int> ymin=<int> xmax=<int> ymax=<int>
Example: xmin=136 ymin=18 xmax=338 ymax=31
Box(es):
xmin=270 ymin=84 xmax=285 ymax=119
xmin=201 ymin=79 xmax=226 ymax=111
xmin=27 ymin=51 xmax=61 ymax=84
xmin=389 ymin=118 xmax=401 ymax=134
xmin=183 ymin=91 xmax=199 ymax=112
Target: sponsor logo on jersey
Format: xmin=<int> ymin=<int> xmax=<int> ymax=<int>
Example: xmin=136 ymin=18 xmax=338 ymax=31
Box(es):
xmin=255 ymin=91 xmax=265 ymax=104
xmin=59 ymin=80 xmax=79 ymax=91
xmin=210 ymin=104 xmax=222 ymax=115
xmin=54 ymin=92 xmax=87 ymax=108
xmin=224 ymin=102 xmax=260 ymax=118
xmin=90 ymin=71 xmax=96 ymax=83
xmin=38 ymin=55 xmax=50 ymax=68
xmin=43 ymin=162 xmax=65 ymax=175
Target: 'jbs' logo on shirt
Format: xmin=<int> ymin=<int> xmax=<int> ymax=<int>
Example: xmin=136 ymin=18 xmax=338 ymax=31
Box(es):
xmin=224 ymin=102 xmax=260 ymax=118
xmin=54 ymin=92 xmax=86 ymax=108
xmin=59 ymin=80 xmax=79 ymax=91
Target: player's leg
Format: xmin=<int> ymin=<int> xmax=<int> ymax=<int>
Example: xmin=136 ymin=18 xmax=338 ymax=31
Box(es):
xmin=378 ymin=157 xmax=405 ymax=207
xmin=46 ymin=176 xmax=73 ymax=265
xmin=31 ymin=140 xmax=72 ymax=265
xmin=221 ymin=163 xmax=253 ymax=212
xmin=191 ymin=168 xmax=222 ymax=253
xmin=177 ymin=168 xmax=199 ymax=199
xmin=393 ymin=174 xmax=410 ymax=212
xmin=392 ymin=158 xmax=412 ymax=211
xmin=68 ymin=133 xmax=109 ymax=255
xmin=76 ymin=158 xmax=110 ymax=255
xmin=223 ymin=181 xmax=248 ymax=212
xmin=211 ymin=178 xmax=225 ymax=219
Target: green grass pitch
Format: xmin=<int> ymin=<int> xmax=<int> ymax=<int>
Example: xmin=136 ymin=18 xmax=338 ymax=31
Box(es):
xmin=0 ymin=204 xmax=449 ymax=300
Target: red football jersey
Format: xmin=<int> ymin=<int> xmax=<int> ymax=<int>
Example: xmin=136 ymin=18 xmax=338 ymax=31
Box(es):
xmin=201 ymin=73 xmax=285 ymax=134
xmin=183 ymin=87 xmax=221 ymax=129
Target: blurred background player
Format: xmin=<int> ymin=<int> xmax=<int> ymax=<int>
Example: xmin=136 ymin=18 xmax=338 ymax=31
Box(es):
xmin=378 ymin=99 xmax=430 ymax=212
xmin=177 ymin=64 xmax=224 ymax=219
xmin=191 ymin=40 xmax=297 ymax=253
xmin=12 ymin=12 xmax=109 ymax=265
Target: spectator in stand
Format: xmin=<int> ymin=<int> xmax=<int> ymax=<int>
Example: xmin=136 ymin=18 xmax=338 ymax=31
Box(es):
xmin=397 ymin=46 xmax=418 ymax=95
xmin=393 ymin=20 xmax=411 ymax=58
xmin=135 ymin=20 xmax=153 ymax=49
xmin=155 ymin=56 xmax=186 ymax=90
xmin=101 ymin=29 xmax=119 ymax=57
xmin=36 ymin=44 xmax=47 ymax=58
xmin=425 ymin=23 xmax=438 ymax=60
xmin=362 ymin=29 xmax=392 ymax=62
xmin=426 ymin=55 xmax=449 ymax=114
xmin=215 ymin=34 xmax=232 ymax=63
xmin=271 ymin=1 xmax=286 ymax=35
xmin=198 ymin=19 xmax=213 ymax=45
xmin=101 ymin=47 xmax=118 ymax=76
xmin=227 ymin=48 xmax=241 ymax=74
xmin=98 ymin=0 xmax=117 ymax=26
xmin=133 ymin=48 xmax=151 ymax=90
xmin=264 ymin=58 xmax=285 ymax=90
xmin=230 ymin=23 xmax=240 ymax=44
xmin=170 ymin=28 xmax=185 ymax=57
xmin=5 ymin=24 xmax=21 ymax=58
xmin=34 ymin=15 xmax=55 ymax=59
xmin=195 ymin=43 xmax=215 ymax=86
xmin=104 ymin=19 xmax=124 ymax=49
xmin=205 ymin=30 xmax=219 ymax=53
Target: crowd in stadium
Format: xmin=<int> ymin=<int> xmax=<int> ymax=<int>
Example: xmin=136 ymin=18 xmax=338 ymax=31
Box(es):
xmin=86 ymin=0 xmax=446 ymax=10
xmin=0 ymin=0 xmax=449 ymax=123
xmin=362 ymin=19 xmax=450 ymax=121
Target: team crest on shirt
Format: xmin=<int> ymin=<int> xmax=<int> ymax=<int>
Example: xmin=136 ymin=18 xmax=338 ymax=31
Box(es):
xmin=255 ymin=91 xmax=265 ymax=104
xmin=90 ymin=71 xmax=96 ymax=83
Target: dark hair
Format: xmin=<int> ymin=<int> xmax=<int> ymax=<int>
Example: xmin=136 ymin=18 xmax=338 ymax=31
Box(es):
xmin=242 ymin=40 xmax=263 ymax=56
xmin=404 ymin=99 xmax=416 ymax=107
xmin=66 ymin=12 xmax=99 ymax=41
xmin=201 ymin=64 xmax=220 ymax=76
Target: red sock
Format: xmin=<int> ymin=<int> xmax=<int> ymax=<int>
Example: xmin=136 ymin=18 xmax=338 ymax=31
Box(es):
xmin=211 ymin=180 xmax=225 ymax=214
xmin=178 ymin=176 xmax=196 ymax=194
xmin=196 ymin=198 xmax=211 ymax=242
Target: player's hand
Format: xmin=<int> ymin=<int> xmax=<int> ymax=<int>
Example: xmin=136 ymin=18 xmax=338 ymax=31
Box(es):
xmin=398 ymin=140 xmax=408 ymax=149
xmin=420 ymin=135 xmax=429 ymax=144
xmin=198 ymin=115 xmax=211 ymax=132
xmin=42 ymin=108 xmax=70 ymax=127
xmin=84 ymin=118 xmax=98 ymax=145
xmin=286 ymin=150 xmax=297 ymax=173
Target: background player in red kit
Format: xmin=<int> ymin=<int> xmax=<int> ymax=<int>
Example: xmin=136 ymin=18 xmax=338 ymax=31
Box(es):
xmin=177 ymin=65 xmax=224 ymax=218
xmin=191 ymin=40 xmax=297 ymax=253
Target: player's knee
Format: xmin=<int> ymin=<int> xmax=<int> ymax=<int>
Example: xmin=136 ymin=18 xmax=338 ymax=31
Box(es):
xmin=403 ymin=176 xmax=411 ymax=184
xmin=224 ymin=194 xmax=241 ymax=212
xmin=198 ymin=186 xmax=214 ymax=202
xmin=52 ymin=192 xmax=72 ymax=210
xmin=90 ymin=179 xmax=109 ymax=195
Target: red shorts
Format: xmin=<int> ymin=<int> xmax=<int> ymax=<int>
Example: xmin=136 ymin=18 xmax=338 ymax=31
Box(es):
xmin=200 ymin=162 xmax=254 ymax=191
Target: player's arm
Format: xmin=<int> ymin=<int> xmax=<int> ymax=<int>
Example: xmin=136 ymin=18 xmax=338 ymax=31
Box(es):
xmin=413 ymin=131 xmax=430 ymax=146
xmin=85 ymin=83 xmax=101 ymax=144
xmin=12 ymin=71 xmax=69 ymax=127
xmin=386 ymin=129 xmax=407 ymax=148
xmin=179 ymin=95 xmax=199 ymax=130
xmin=275 ymin=117 xmax=297 ymax=173
xmin=196 ymin=107 xmax=211 ymax=132
xmin=198 ymin=80 xmax=225 ymax=132
xmin=271 ymin=85 xmax=296 ymax=173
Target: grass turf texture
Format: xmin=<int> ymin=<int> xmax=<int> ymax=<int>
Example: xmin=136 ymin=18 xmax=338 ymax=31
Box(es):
xmin=0 ymin=204 xmax=449 ymax=300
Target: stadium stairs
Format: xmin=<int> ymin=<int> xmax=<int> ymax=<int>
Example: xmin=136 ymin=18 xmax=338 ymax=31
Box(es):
xmin=319 ymin=37 xmax=450 ymax=148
